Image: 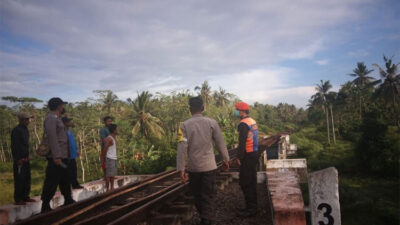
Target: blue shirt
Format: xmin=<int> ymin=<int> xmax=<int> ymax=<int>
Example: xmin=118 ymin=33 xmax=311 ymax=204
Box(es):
xmin=67 ymin=128 xmax=79 ymax=159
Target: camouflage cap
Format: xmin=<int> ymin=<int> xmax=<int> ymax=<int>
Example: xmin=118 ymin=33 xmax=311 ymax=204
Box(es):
xmin=17 ymin=112 xmax=33 ymax=120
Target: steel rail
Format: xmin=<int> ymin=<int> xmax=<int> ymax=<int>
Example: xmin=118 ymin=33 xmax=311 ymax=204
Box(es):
xmin=108 ymin=153 xmax=237 ymax=225
xmin=14 ymin=169 xmax=177 ymax=225
xmin=52 ymin=170 xmax=180 ymax=225
xmin=14 ymin=149 xmax=237 ymax=225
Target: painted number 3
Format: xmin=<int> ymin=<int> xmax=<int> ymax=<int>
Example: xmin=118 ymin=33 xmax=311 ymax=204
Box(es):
xmin=318 ymin=203 xmax=334 ymax=225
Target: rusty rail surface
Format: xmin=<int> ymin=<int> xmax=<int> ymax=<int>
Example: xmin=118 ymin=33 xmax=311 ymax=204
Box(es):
xmin=14 ymin=149 xmax=237 ymax=225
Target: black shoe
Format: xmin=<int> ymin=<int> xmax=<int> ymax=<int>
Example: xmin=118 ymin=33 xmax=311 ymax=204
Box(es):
xmin=41 ymin=203 xmax=52 ymax=213
xmin=237 ymin=209 xmax=257 ymax=218
xmin=72 ymin=185 xmax=84 ymax=189
xmin=63 ymin=199 xmax=76 ymax=206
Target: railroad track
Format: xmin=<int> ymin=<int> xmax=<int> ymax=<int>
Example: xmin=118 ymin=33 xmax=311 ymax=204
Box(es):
xmin=15 ymin=149 xmax=238 ymax=225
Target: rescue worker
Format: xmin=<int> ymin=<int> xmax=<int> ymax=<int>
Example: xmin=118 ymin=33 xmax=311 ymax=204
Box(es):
xmin=234 ymin=102 xmax=259 ymax=217
xmin=177 ymin=96 xmax=230 ymax=225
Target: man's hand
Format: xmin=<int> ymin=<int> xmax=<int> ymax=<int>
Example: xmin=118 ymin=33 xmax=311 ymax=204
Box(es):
xmin=78 ymin=151 xmax=81 ymax=157
xmin=53 ymin=158 xmax=62 ymax=165
xmin=180 ymin=171 xmax=188 ymax=184
xmin=223 ymin=160 xmax=230 ymax=171
xmin=236 ymin=158 xmax=241 ymax=166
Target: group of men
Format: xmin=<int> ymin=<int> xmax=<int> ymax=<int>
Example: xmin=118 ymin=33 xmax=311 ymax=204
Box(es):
xmin=11 ymin=96 xmax=259 ymax=224
xmin=11 ymin=97 xmax=119 ymax=212
xmin=177 ymin=97 xmax=259 ymax=225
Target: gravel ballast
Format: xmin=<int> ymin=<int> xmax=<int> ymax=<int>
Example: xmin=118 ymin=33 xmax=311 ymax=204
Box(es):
xmin=186 ymin=181 xmax=274 ymax=225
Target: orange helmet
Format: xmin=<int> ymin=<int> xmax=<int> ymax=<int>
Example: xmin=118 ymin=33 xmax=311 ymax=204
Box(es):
xmin=235 ymin=102 xmax=250 ymax=111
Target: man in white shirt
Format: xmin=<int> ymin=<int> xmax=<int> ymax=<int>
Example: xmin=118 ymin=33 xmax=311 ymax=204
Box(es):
xmin=102 ymin=124 xmax=118 ymax=191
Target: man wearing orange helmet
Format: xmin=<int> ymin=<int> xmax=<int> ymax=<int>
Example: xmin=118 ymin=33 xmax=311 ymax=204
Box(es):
xmin=234 ymin=101 xmax=259 ymax=217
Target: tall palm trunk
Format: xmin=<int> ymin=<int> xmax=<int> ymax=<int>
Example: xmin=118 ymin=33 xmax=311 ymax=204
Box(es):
xmin=392 ymin=90 xmax=400 ymax=130
xmin=325 ymin=106 xmax=331 ymax=144
xmin=359 ymin=94 xmax=362 ymax=119
xmin=0 ymin=143 xmax=5 ymax=162
xmin=330 ymin=105 xmax=336 ymax=145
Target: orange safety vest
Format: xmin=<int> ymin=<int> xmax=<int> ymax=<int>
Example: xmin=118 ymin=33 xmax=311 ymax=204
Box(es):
xmin=240 ymin=117 xmax=258 ymax=153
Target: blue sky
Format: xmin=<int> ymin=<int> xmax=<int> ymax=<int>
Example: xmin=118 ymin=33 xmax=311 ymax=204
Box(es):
xmin=1 ymin=0 xmax=399 ymax=108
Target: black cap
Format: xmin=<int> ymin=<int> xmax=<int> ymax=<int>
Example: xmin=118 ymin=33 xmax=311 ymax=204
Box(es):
xmin=62 ymin=117 xmax=72 ymax=123
xmin=48 ymin=97 xmax=68 ymax=110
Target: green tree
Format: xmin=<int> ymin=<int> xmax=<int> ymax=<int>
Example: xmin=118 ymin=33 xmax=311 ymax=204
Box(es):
xmin=310 ymin=80 xmax=333 ymax=144
xmin=213 ymin=87 xmax=233 ymax=108
xmin=372 ymin=56 xmax=400 ymax=128
xmin=195 ymin=80 xmax=212 ymax=110
xmin=348 ymin=62 xmax=375 ymax=117
xmin=130 ymin=91 xmax=164 ymax=147
xmin=93 ymin=90 xmax=119 ymax=115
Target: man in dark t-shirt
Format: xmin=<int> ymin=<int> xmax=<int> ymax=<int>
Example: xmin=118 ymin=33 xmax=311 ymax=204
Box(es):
xmin=100 ymin=116 xmax=112 ymax=187
xmin=11 ymin=112 xmax=35 ymax=205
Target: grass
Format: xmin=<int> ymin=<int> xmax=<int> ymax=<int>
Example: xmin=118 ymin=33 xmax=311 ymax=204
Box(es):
xmin=339 ymin=175 xmax=399 ymax=225
xmin=294 ymin=127 xmax=399 ymax=225
xmin=0 ymin=158 xmax=101 ymax=205
xmin=0 ymin=161 xmax=46 ymax=205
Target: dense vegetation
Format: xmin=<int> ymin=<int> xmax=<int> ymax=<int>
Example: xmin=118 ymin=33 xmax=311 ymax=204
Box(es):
xmin=0 ymin=56 xmax=399 ymax=225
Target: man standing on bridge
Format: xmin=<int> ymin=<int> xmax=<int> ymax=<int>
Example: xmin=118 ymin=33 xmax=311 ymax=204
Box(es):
xmin=234 ymin=101 xmax=259 ymax=217
xmin=41 ymin=97 xmax=75 ymax=213
xmin=177 ymin=96 xmax=230 ymax=225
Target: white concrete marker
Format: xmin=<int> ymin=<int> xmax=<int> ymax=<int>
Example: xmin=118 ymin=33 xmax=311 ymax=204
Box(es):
xmin=309 ymin=167 xmax=341 ymax=225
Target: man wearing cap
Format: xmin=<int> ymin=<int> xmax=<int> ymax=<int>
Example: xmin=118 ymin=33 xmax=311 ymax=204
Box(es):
xmin=234 ymin=102 xmax=259 ymax=217
xmin=177 ymin=96 xmax=230 ymax=225
xmin=41 ymin=97 xmax=75 ymax=213
xmin=62 ymin=117 xmax=83 ymax=189
xmin=11 ymin=112 xmax=35 ymax=205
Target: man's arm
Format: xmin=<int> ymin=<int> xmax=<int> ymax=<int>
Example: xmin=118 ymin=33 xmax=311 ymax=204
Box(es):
xmin=11 ymin=128 xmax=23 ymax=162
xmin=45 ymin=117 xmax=62 ymax=160
xmin=237 ymin=123 xmax=249 ymax=160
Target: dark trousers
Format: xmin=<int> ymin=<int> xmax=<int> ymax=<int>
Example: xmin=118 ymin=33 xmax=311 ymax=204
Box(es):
xmin=188 ymin=169 xmax=217 ymax=221
xmin=41 ymin=159 xmax=73 ymax=208
xmin=239 ymin=153 xmax=258 ymax=211
xmin=13 ymin=161 xmax=31 ymax=202
xmin=68 ymin=159 xmax=80 ymax=187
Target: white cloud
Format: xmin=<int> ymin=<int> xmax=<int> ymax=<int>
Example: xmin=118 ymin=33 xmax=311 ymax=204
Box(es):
xmin=348 ymin=49 xmax=370 ymax=57
xmin=0 ymin=0 xmax=375 ymax=106
xmin=315 ymin=59 xmax=329 ymax=66
xmin=209 ymin=68 xmax=314 ymax=107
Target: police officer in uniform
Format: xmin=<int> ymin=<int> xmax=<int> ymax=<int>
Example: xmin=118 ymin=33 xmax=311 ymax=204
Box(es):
xmin=41 ymin=97 xmax=75 ymax=213
xmin=177 ymin=97 xmax=230 ymax=225
xmin=234 ymin=102 xmax=259 ymax=217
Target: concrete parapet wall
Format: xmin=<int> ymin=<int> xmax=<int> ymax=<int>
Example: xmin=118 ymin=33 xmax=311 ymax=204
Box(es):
xmin=266 ymin=159 xmax=308 ymax=183
xmin=0 ymin=175 xmax=151 ymax=224
xmin=267 ymin=170 xmax=306 ymax=225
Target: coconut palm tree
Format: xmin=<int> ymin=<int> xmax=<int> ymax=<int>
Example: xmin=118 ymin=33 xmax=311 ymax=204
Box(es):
xmin=195 ymin=81 xmax=212 ymax=110
xmin=213 ymin=87 xmax=233 ymax=108
xmin=310 ymin=80 xmax=333 ymax=144
xmin=130 ymin=91 xmax=164 ymax=147
xmin=372 ymin=56 xmax=400 ymax=127
xmin=93 ymin=90 xmax=118 ymax=115
xmin=349 ymin=62 xmax=375 ymax=117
